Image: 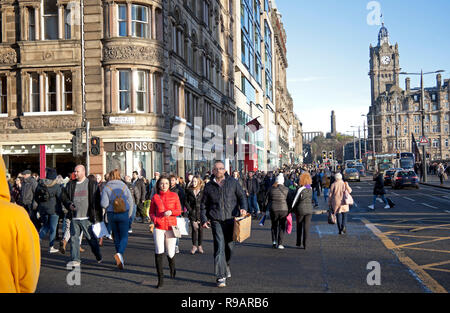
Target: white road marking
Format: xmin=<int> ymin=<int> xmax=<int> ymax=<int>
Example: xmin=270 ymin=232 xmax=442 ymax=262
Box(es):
xmin=403 ymin=197 xmax=416 ymax=202
xmin=391 ymin=192 xmax=400 ymax=196
xmin=422 ymin=203 xmax=438 ymax=209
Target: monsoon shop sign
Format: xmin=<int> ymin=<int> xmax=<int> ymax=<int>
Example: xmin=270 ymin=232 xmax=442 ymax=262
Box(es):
xmin=104 ymin=142 xmax=163 ymax=152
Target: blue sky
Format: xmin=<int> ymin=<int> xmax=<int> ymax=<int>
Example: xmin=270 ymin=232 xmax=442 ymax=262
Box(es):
xmin=275 ymin=0 xmax=450 ymax=136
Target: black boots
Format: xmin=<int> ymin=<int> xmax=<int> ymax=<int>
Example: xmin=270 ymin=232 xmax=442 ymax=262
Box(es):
xmin=155 ymin=253 xmax=164 ymax=288
xmin=167 ymin=256 xmax=176 ymax=279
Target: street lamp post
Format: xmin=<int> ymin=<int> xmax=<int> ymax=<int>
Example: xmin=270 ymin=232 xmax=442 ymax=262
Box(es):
xmin=362 ymin=113 xmax=377 ymax=172
xmin=399 ymin=69 xmax=445 ymax=183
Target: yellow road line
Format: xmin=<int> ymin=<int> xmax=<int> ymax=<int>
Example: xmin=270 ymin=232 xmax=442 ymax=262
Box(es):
xmin=388 ymin=233 xmax=450 ymax=240
xmin=396 ymin=238 xmax=450 ymax=248
xmin=426 ymin=268 xmax=450 ymax=274
xmin=420 ymin=260 xmax=450 ymax=269
xmin=410 ymin=224 xmax=450 ymax=232
xmin=402 ymin=247 xmax=450 ymax=254
xmin=361 ymin=218 xmax=447 ymax=293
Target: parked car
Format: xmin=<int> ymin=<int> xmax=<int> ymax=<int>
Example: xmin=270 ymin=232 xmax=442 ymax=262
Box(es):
xmin=354 ymin=165 xmax=366 ymax=177
xmin=344 ymin=168 xmax=360 ymax=182
xmin=384 ymin=168 xmax=403 ymax=186
xmin=392 ymin=170 xmax=419 ymax=189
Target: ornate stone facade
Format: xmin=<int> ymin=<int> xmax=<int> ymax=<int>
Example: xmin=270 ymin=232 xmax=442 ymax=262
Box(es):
xmin=368 ymin=24 xmax=450 ymax=160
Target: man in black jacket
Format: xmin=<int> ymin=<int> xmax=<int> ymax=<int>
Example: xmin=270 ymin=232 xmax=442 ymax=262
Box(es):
xmin=245 ymin=171 xmax=260 ymax=218
xmin=132 ymin=171 xmax=147 ymax=222
xmin=201 ymin=161 xmax=248 ymax=288
xmin=61 ymin=165 xmax=102 ymax=267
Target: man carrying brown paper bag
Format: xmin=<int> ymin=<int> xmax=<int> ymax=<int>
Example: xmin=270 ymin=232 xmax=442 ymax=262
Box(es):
xmin=201 ymin=161 xmax=248 ymax=288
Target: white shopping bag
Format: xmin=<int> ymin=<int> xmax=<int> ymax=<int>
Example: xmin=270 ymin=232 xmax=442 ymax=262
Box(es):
xmin=176 ymin=217 xmax=190 ymax=236
xmin=92 ymin=222 xmax=110 ymax=239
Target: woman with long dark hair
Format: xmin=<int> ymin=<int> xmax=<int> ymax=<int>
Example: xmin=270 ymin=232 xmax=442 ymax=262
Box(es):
xmin=185 ymin=176 xmax=204 ymax=254
xmin=150 ymin=175 xmax=182 ymax=288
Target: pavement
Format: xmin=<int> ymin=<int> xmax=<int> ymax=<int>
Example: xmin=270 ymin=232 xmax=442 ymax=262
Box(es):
xmin=420 ymin=174 xmax=450 ymax=189
xmin=35 ymin=178 xmax=450 ymax=293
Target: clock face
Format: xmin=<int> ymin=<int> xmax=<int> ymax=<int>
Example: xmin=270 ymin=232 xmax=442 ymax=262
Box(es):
xmin=381 ymin=55 xmax=391 ymax=65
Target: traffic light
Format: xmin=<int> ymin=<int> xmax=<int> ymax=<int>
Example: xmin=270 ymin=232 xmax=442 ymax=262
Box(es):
xmin=322 ymin=151 xmax=327 ymax=159
xmin=70 ymin=128 xmax=83 ymax=157
xmin=329 ymin=151 xmax=334 ymax=160
xmin=90 ymin=136 xmax=101 ymax=156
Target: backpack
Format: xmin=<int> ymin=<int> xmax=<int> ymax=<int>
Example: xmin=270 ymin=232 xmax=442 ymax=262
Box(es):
xmin=36 ymin=184 xmax=51 ymax=203
xmin=108 ymin=185 xmax=127 ymax=213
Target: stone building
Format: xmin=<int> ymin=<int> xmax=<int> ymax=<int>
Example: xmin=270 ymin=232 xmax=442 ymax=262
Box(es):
xmin=368 ymin=23 xmax=450 ymax=160
xmin=0 ymin=0 xmax=235 ymax=178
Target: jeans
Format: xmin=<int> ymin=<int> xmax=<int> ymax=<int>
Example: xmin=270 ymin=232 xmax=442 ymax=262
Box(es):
xmin=296 ymin=214 xmax=312 ymax=247
xmin=312 ymin=191 xmax=318 ymax=206
xmin=107 ymin=212 xmax=130 ymax=255
xmin=373 ymin=195 xmax=388 ymax=207
xmin=336 ymin=212 xmax=348 ymax=232
xmin=247 ymin=194 xmax=260 ymax=215
xmin=270 ymin=211 xmax=287 ymax=246
xmin=39 ymin=213 xmax=59 ymax=247
xmin=323 ymin=188 xmax=330 ymax=202
xmin=211 ymin=219 xmax=235 ymax=280
xmin=129 ymin=204 xmax=137 ymax=230
xmin=70 ymin=219 xmax=102 ymax=263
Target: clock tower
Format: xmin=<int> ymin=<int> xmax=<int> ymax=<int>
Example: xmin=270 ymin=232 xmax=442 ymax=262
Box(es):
xmin=369 ymin=23 xmax=401 ymax=104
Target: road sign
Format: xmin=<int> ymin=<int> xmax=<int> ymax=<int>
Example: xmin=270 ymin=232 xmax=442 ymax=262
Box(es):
xmin=419 ymin=136 xmax=429 ymax=144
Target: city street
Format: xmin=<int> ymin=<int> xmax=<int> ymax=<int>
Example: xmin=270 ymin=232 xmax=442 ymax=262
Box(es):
xmin=36 ymin=177 xmax=450 ymax=293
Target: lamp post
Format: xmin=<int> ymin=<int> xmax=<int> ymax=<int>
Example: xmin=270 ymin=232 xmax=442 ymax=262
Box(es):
xmin=362 ymin=113 xmax=377 ymax=172
xmin=351 ymin=126 xmax=362 ymax=161
xmin=399 ymin=69 xmax=445 ymax=183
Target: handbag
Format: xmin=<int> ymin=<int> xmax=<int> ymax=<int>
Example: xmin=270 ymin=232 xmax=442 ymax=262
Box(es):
xmin=177 ymin=217 xmax=190 ymax=236
xmin=343 ymin=183 xmax=354 ymax=206
xmin=327 ymin=208 xmax=337 ymax=225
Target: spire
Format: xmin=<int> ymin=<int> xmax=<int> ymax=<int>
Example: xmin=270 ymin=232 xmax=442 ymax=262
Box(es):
xmin=378 ymin=22 xmax=390 ymax=46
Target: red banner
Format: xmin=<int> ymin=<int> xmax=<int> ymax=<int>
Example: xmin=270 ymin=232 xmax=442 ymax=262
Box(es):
xmin=40 ymin=145 xmax=46 ymax=179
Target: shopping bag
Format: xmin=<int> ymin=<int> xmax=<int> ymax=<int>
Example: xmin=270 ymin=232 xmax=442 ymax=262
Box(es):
xmin=233 ymin=213 xmax=252 ymax=243
xmin=143 ymin=200 xmax=151 ymax=217
xmin=176 ymin=217 xmax=190 ymax=236
xmin=92 ymin=221 xmax=110 ymax=239
xmin=327 ymin=209 xmax=337 ymax=225
xmin=286 ymin=214 xmax=293 ymax=234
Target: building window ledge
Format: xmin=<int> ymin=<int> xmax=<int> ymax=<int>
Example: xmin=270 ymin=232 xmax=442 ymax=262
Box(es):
xmin=23 ymin=111 xmax=74 ymax=116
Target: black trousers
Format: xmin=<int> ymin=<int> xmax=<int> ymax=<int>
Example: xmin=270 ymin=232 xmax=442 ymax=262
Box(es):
xmin=211 ymin=219 xmax=234 ymax=279
xmin=270 ymin=211 xmax=288 ymax=245
xmin=191 ymin=221 xmax=203 ymax=246
xmin=296 ymin=214 xmax=312 ymax=247
xmin=135 ymin=202 xmax=145 ymax=218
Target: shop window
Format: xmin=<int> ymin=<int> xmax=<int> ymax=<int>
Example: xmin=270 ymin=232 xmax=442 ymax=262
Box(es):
xmin=106 ymin=152 xmax=126 ymax=178
xmin=43 ymin=0 xmax=58 ymax=40
xmin=0 ymin=76 xmax=6 ymax=114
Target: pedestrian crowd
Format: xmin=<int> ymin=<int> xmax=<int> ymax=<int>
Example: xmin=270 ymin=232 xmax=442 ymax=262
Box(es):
xmin=3 ymin=160 xmax=360 ymax=292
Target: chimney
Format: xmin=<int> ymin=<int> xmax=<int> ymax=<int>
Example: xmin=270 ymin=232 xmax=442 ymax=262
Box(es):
xmin=405 ymin=78 xmax=410 ymax=92
xmin=437 ymin=74 xmax=442 ymax=89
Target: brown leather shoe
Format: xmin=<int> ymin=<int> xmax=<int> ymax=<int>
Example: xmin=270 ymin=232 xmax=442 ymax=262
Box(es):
xmin=80 ymin=247 xmax=85 ymax=253
xmin=59 ymin=240 xmax=67 ymax=254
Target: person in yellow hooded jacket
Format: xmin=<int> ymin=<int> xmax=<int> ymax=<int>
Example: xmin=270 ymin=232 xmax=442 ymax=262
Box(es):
xmin=0 ymin=158 xmax=41 ymax=293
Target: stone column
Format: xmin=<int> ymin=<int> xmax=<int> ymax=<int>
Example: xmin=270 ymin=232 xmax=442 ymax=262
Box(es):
xmin=152 ymin=6 xmax=156 ymax=40
xmin=56 ymin=71 xmax=62 ymax=111
xmin=111 ymin=68 xmax=118 ymax=113
xmin=104 ymin=67 xmax=111 ymax=113
xmin=35 ymin=5 xmax=40 ymax=41
xmin=149 ymin=71 xmax=154 ymax=113
xmin=58 ymin=4 xmax=64 ymax=40
xmin=39 ymin=72 xmax=45 ymax=112
xmin=131 ymin=69 xmax=136 ymax=112
xmin=127 ymin=3 xmax=132 ymax=37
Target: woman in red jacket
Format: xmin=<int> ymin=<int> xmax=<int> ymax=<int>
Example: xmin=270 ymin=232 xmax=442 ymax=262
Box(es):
xmin=150 ymin=175 xmax=182 ymax=288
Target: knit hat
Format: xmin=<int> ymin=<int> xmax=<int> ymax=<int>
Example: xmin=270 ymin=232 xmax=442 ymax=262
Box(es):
xmin=276 ymin=173 xmax=285 ymax=185
xmin=45 ymin=168 xmax=57 ymax=180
